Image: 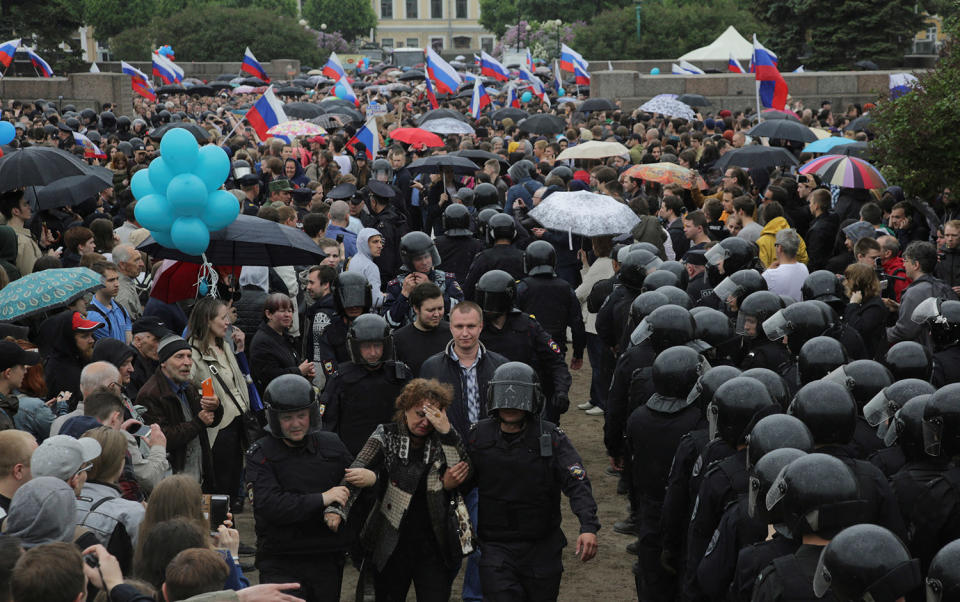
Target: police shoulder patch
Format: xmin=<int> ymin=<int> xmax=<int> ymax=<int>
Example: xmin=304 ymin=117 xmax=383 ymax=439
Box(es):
xmin=568 ymin=463 xmax=586 ymax=480
xmin=528 ymin=313 xmax=536 ymax=320
xmin=548 ymin=339 xmax=560 ymax=354
xmin=323 ymin=361 xmax=336 ymax=376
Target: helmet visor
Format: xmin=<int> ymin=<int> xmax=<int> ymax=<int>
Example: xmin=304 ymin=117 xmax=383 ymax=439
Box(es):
xmin=923 ymin=416 xmax=944 ymax=457
xmin=821 ymin=366 xmax=854 ymax=391
xmin=883 ymin=413 xmax=905 ymax=447
xmin=762 ymin=311 xmax=790 ymax=341
xmin=812 ymin=546 xmax=833 ymax=599
xmin=630 ymin=318 xmax=654 ymax=346
xmin=705 ymin=244 xmax=730 ymax=267
xmin=687 ymin=378 xmax=706 ymax=407
xmin=911 ymin=296 xmax=942 ymax=324
xmin=747 ymin=475 xmax=763 ymax=519
xmin=765 ymin=468 xmax=789 ymax=511
xmin=735 ymin=312 xmax=761 ymax=338
xmin=644 ymin=256 xmax=664 ymax=273
xmin=863 ymin=389 xmax=896 ymax=427
xmin=712 ymin=276 xmax=740 ymax=303
xmin=707 ymin=402 xmax=720 ymax=440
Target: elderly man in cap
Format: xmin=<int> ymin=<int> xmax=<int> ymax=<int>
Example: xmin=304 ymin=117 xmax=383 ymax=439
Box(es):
xmin=136 ymin=334 xmax=222 ymax=490
xmin=268 ymin=178 xmax=293 ymax=206
xmin=325 ymin=200 xmax=359 ymax=259
xmin=362 ymin=180 xmax=408 ymax=284
xmin=0 ymin=340 xmax=42 ymax=432
xmin=31 ymin=434 xmax=102 ymax=496
xmin=129 ymin=316 xmax=170 ymax=400
xmin=684 ymin=248 xmax=712 ymax=304
xmin=237 ymin=173 xmax=262 ymax=215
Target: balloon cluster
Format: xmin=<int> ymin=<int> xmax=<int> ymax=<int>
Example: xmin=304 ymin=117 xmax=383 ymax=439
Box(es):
xmin=156 ymin=45 xmax=175 ymax=60
xmin=0 ymin=122 xmax=15 ymax=145
xmin=130 ymin=129 xmax=238 ymax=256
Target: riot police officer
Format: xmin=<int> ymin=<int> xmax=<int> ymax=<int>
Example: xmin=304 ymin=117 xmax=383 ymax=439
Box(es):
xmin=797 ymin=336 xmax=849 ymax=386
xmin=736 ymin=291 xmax=788 ymax=371
xmin=822 ymin=359 xmax=893 ymax=460
xmin=465 ymin=362 xmax=599 ymax=601
xmin=884 ymin=340 xmax=933 ymax=381
xmin=462 ymin=213 xmax=527 ymax=299
xmin=813 ymin=525 xmax=921 ymax=602
xmin=246 ymin=374 xmax=359 ymax=602
xmin=713 ymin=268 xmax=767 ymax=316
xmin=434 ymin=203 xmax=484 ymax=284
xmin=701 ymin=237 xmax=763 ymax=308
xmin=926 ymin=539 xmax=960 ymax=602
xmin=316 ymin=271 xmax=373 ymax=382
xmin=474 ymin=270 xmax=571 ymax=423
xmin=596 ymin=249 xmax=661 ymax=353
xmin=383 ymin=231 xmax=463 ymax=328
xmin=912 ymin=297 xmax=960 ymax=386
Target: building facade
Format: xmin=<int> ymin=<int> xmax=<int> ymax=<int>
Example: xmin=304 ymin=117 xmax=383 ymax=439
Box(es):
xmin=372 ymin=0 xmax=494 ymax=54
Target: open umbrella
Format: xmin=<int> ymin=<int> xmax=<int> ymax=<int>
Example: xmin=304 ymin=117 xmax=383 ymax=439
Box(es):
xmin=802 ymin=137 xmax=857 ymax=154
xmin=137 ymin=216 xmax=326 ymax=266
xmin=267 ymin=120 xmax=327 ymax=138
xmin=309 ymin=114 xmax=346 ymax=129
xmin=518 ymin=114 xmax=566 ymax=136
xmin=798 ymin=155 xmax=887 ymax=189
xmin=147 ymin=123 xmax=210 ymax=142
xmin=184 ymin=85 xmax=214 ymax=97
xmin=747 ymin=120 xmax=818 ymax=143
xmin=490 ymin=107 xmax=529 ymax=122
xmin=676 ymin=94 xmax=711 ymax=106
xmin=420 ymin=118 xmax=475 ymax=135
xmin=0 ymin=267 xmax=102 ymax=322
xmin=275 ymin=86 xmax=306 ymax=97
xmin=157 ymin=84 xmax=186 ymax=96
xmin=24 ymin=167 xmax=114 ymax=210
xmin=845 ymin=115 xmax=873 ymax=133
xmin=755 ymin=108 xmax=802 ymax=122
xmin=283 ymin=102 xmax=325 ymax=119
xmin=450 ymin=150 xmax=508 ymax=172
xmin=407 ymin=155 xmax=481 ymax=176
xmin=239 ymin=77 xmax=268 ymax=86
xmin=417 ymin=108 xmax=469 ymax=125
xmin=713 ymin=145 xmax=800 ymax=172
xmin=529 ymin=191 xmax=640 ymax=236
xmin=0 ymin=146 xmax=91 ymax=190
xmin=321 ymin=106 xmax=363 ymax=123
xmin=321 ymin=97 xmax=361 ymax=111
xmin=556 ymin=140 xmax=629 ymax=160
xmin=622 ymin=162 xmax=706 ymax=190
xmin=397 ymin=69 xmax=425 ymax=81
xmin=389 ymin=127 xmax=445 ymax=148
xmin=835 ymin=141 xmax=871 ymax=159
xmin=638 ymin=97 xmax=695 ymax=120
xmin=579 ymin=98 xmax=617 ymax=112
xmin=209 ymin=82 xmax=232 ymax=91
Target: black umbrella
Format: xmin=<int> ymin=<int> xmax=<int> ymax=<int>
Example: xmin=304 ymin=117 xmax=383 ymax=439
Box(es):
xmin=676 ymin=94 xmax=711 ymax=107
xmin=398 ymin=69 xmax=425 ymax=81
xmin=835 ymin=141 xmax=871 ymax=159
xmin=490 ymin=107 xmax=529 ymax=122
xmin=0 ymin=146 xmax=91 ymax=190
xmin=157 ymin=84 xmax=186 ymax=96
xmin=407 ymin=155 xmax=482 ymax=176
xmin=283 ymin=102 xmax=325 ymax=118
xmin=276 ymin=86 xmax=306 ymax=97
xmin=147 ymin=123 xmax=210 ymax=142
xmin=239 ymin=77 xmax=268 ymax=86
xmin=417 ymin=108 xmax=469 ymax=126
xmin=752 ymin=109 xmax=802 ymax=123
xmin=579 ymin=97 xmax=617 ymax=112
xmin=24 ymin=167 xmax=114 ymax=210
xmin=450 ymin=149 xmax=509 ymax=172
xmin=713 ymin=145 xmax=799 ymax=172
xmin=216 ymin=74 xmax=236 ymax=81
xmin=518 ymin=114 xmax=566 ymax=136
xmin=321 ymin=106 xmax=363 ymax=123
xmin=184 ymin=85 xmax=214 ymax=97
xmin=855 ymin=60 xmax=879 ymax=70
xmin=320 ymin=98 xmax=361 ymax=111
xmin=136 ymin=215 xmax=326 ymax=266
xmin=746 ymin=120 xmax=818 ymax=143
xmin=456 ymin=88 xmax=474 ymax=98
xmin=845 ymin=115 xmax=873 ymax=133
xmin=209 ymin=82 xmax=232 ymax=91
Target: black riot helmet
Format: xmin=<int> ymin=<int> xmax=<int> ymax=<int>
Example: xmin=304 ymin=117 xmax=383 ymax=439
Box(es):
xmin=475 ymin=270 xmax=516 ymax=316
xmin=705 ymin=236 xmax=757 ymax=286
xmin=747 ymin=414 xmax=814 ymax=470
xmin=641 ymin=269 xmax=680 ymax=292
xmin=524 ymin=240 xmax=557 ymax=277
xmin=488 ymin=212 xmax=517 ymax=243
xmin=650 ymin=346 xmax=708 ymax=407
xmin=399 ymin=231 xmax=441 ymax=272
xmin=812 ymin=524 xmax=922 ymax=602
xmin=333 ymin=271 xmax=373 ymax=315
xmin=64 ymin=117 xmax=80 ymax=132
xmin=687 ymin=365 xmax=741 ymax=408
xmin=547 ymin=164 xmax=573 ymax=185
xmin=619 ymin=249 xmax=662 ymax=292
xmin=788 ymin=380 xmax=857 ymax=445
xmin=742 ymin=367 xmax=792 ymax=410
xmin=80 ymin=108 xmax=97 ymax=125
xmin=798 ymin=336 xmax=849 ymax=385
xmin=473 ymin=182 xmax=500 ymax=209
xmin=630 ymin=241 xmax=660 ymax=256
xmin=737 ymin=291 xmax=785 ymax=338
xmin=884 ymin=341 xmax=932 ymax=381
xmin=264 ymin=374 xmax=321 ymax=438
xmin=346 ymin=314 xmax=394 ymax=367
xmin=922 ymin=383 xmax=960 ymax=458
xmin=657 ymin=261 xmax=689 ymax=289
xmin=370 ymin=158 xmax=393 ymax=181
xmin=765 ymin=453 xmax=866 ymax=539
xmin=808 ymin=299 xmax=838 ymax=330
xmin=882 ymin=394 xmax=934 ymax=460
xmin=116 ymin=115 xmax=131 ymax=132
xmin=116 ymin=141 xmax=133 ymax=159
xmin=99 ymin=111 xmax=116 ymax=130
xmin=802 ymin=269 xmax=846 ymax=304
xmin=763 ymin=301 xmax=831 ymax=355
xmin=713 ymin=269 xmax=767 ymax=311
xmin=487 ymin=361 xmax=544 ymax=416
xmin=476 ymin=206 xmax=501 ymax=242
xmin=708 ymin=377 xmax=775 ymax=446
xmin=821 ymin=359 xmax=894 ymax=411
xmin=926 ymin=539 xmax=960 ymax=602
xmin=748 ymin=448 xmax=807 ymax=523
xmin=629 ymin=291 xmax=669 ymax=325
xmin=442 ymin=203 xmax=473 ymax=237
xmin=631 ymin=304 xmax=696 ymax=352
xmin=658 ymin=285 xmax=692 ymax=309
xmin=911 ymin=297 xmax=960 ymax=350
xmin=863 ymin=378 xmax=937 ymax=430
xmin=692 ymin=307 xmax=733 ymax=350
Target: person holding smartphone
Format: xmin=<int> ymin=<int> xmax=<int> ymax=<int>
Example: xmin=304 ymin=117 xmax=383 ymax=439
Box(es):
xmin=842 ymin=263 xmax=886 ymax=360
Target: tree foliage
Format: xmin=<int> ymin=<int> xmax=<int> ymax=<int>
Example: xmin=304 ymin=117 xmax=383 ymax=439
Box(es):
xmin=871 ymin=18 xmax=960 ymax=200
xmin=493 ymin=20 xmax=580 ymax=62
xmin=479 ymin=0 xmax=625 ymax=37
xmin=2 ymin=0 xmax=86 ymax=72
xmin=302 ymin=0 xmax=377 ymax=42
xmin=83 ymin=0 xmax=156 ymax=40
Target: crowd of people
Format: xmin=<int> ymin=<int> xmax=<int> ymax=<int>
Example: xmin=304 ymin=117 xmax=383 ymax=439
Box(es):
xmin=0 ymin=57 xmax=958 ymax=602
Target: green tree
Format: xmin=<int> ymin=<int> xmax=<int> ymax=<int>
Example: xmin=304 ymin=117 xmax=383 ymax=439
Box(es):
xmin=109 ymin=26 xmax=154 ymax=60
xmin=154 ymin=0 xmax=296 ymax=18
xmin=480 ymin=0 xmax=627 ymax=37
xmin=3 ymin=0 xmax=85 ymax=72
xmin=302 ymin=0 xmax=376 ymax=42
xmin=870 ymin=18 xmax=960 ymax=200
xmin=84 ymin=0 xmax=156 ymax=40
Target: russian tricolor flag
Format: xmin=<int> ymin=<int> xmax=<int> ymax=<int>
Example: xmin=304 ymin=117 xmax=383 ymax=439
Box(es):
xmin=426 ymin=47 xmax=462 ymax=95
xmin=518 ymin=65 xmax=537 ymax=84
xmin=25 ymin=49 xmax=53 ymax=78
xmin=889 ymin=72 xmax=918 ymax=99
xmin=323 ymin=52 xmax=347 ymax=81
xmin=241 ymin=47 xmax=270 ymax=83
xmin=152 ymin=53 xmax=183 ymax=85
xmin=574 ymin=62 xmax=590 ymax=86
xmin=245 ymin=86 xmax=288 ymax=139
xmin=552 ymin=60 xmax=562 ymax=93
xmin=74 ymin=132 xmax=107 ymax=159
xmin=346 ymin=117 xmax=379 ymax=160
xmin=525 ymin=48 xmax=534 ymax=72
xmin=424 ymin=76 xmax=439 ymax=109
xmin=470 ymin=82 xmax=491 ymax=119
xmin=336 ymin=76 xmax=359 ymax=106
xmin=122 ymin=61 xmax=156 ymax=102
xmin=480 ymin=51 xmax=509 ymax=82
xmin=506 ymin=86 xmax=520 ymax=108
xmin=0 ymin=39 xmax=20 ymax=69
xmin=559 ymin=43 xmax=586 ymax=73
xmin=728 ymin=54 xmax=745 ymax=74
xmin=753 ymin=34 xmax=788 ymax=111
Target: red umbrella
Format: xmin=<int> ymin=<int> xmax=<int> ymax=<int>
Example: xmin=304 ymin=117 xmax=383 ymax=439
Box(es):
xmin=389 ymin=127 xmax=445 ymax=148
xmin=150 ymin=261 xmax=242 ymax=304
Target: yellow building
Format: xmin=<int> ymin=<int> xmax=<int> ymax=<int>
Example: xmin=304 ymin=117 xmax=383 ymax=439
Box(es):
xmin=913 ymin=14 xmax=946 ymax=54
xmin=372 ymin=0 xmax=494 ymax=54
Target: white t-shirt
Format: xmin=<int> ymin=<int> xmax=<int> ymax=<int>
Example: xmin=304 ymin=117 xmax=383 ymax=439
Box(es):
xmin=762 ymin=262 xmax=810 ymax=300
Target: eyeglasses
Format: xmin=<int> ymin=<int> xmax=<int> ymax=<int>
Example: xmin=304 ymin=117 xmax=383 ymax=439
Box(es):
xmin=74 ymin=462 xmax=93 ymax=477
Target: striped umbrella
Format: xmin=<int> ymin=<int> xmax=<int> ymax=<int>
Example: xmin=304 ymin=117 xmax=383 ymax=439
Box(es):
xmin=798 ymin=155 xmax=887 ymax=189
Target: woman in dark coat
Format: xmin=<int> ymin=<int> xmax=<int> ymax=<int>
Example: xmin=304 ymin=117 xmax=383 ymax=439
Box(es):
xmin=248 ymin=292 xmax=315 ymax=394
xmin=842 ymin=263 xmax=887 ymax=360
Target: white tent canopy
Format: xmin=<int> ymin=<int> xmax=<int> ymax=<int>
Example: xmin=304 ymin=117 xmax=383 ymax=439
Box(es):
xmin=678 ymin=26 xmax=770 ymax=62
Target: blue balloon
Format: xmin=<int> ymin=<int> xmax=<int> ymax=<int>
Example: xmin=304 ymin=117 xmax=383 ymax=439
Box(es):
xmin=192 ymin=145 xmax=231 ymax=193
xmin=171 ymin=216 xmax=211 ymax=256
xmin=150 ymin=229 xmax=175 ymax=249
xmin=148 ymin=158 xmax=176 ymax=194
xmin=202 ymin=189 xmax=240 ymax=231
xmin=520 ymin=91 xmax=533 ymax=103
xmin=159 ymin=128 xmax=199 ymax=174
xmin=166 ymin=173 xmax=207 ymax=217
xmin=130 ymin=169 xmax=157 ymax=200
xmin=557 ymin=87 xmax=565 ymax=96
xmin=134 ymin=194 xmax=175 ymax=232
xmin=650 ymin=67 xmax=660 ymax=75
xmin=334 ymin=83 xmax=347 ymax=99
xmin=0 ymin=122 xmax=15 ymax=145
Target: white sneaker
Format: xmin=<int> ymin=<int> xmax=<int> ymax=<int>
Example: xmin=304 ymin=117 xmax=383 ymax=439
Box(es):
xmin=585 ymin=406 xmax=605 ymax=416
xmin=577 ymin=401 xmax=595 ymax=411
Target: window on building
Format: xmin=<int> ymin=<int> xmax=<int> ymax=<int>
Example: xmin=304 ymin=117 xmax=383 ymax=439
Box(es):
xmin=455 ymin=0 xmax=467 ymax=18
xmin=480 ymin=37 xmax=494 ymax=53
xmin=453 ymin=36 xmax=471 ymax=49
xmin=382 ymin=38 xmax=395 ymax=49
xmin=406 ymin=37 xmax=419 ymax=47
xmin=431 ymin=0 xmax=442 ymax=18
xmin=381 ymin=0 xmax=393 ymax=18
xmin=406 ymin=0 xmax=417 ymax=18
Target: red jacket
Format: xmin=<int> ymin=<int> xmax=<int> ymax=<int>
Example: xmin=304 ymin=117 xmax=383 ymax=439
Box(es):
xmin=882 ymin=256 xmax=912 ymax=302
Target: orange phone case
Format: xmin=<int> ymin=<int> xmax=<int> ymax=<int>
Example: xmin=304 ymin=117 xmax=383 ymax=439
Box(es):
xmin=201 ymin=377 xmax=214 ymax=397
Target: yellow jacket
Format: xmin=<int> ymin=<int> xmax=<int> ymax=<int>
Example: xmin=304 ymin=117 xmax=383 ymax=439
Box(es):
xmin=756 ymin=216 xmax=809 ymax=267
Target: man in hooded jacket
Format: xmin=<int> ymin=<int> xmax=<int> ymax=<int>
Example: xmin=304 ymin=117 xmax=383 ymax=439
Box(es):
xmin=347 ymin=228 xmax=385 ymax=309
xmin=42 ymin=311 xmax=102 ymax=408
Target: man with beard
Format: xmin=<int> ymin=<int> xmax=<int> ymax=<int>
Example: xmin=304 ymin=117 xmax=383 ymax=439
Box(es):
xmin=393 ymin=283 xmax=452 ymax=376
xmin=302 ymin=265 xmax=338 ymax=388
xmin=43 ymin=311 xmax=101 ymax=407
xmin=129 ymin=317 xmax=171 ymax=401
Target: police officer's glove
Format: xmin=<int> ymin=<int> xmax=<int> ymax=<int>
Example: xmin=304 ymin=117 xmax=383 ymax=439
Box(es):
xmin=660 ymin=549 xmax=677 ymax=575
xmin=555 ymin=394 xmax=570 ymax=414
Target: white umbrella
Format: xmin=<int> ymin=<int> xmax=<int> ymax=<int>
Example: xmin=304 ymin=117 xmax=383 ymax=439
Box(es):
xmin=557 ymin=140 xmax=629 ymax=161
xmin=529 ymin=191 xmax=639 ymax=237
xmin=420 ymin=118 xmax=476 ymax=135
xmin=638 ymin=97 xmax=696 ymax=120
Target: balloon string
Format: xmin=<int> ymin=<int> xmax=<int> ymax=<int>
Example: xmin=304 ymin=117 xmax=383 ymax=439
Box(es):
xmin=200 ymin=253 xmax=219 ymax=298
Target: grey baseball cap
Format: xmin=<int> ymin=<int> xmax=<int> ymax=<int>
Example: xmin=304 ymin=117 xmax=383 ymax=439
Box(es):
xmin=30 ymin=434 xmax=101 ymax=481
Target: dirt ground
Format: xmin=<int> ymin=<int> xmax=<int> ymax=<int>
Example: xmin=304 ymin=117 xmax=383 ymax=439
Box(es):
xmin=236 ymin=355 xmax=638 ymax=601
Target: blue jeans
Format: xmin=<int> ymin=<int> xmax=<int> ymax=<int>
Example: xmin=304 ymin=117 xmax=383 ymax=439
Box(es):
xmin=463 ymin=488 xmax=482 ymax=601
xmin=586 ymin=333 xmax=610 ymax=410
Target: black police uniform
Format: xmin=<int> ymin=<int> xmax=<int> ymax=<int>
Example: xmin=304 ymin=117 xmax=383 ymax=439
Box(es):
xmin=752 ymin=543 xmax=834 ymax=602
xmin=383 ymin=268 xmax=463 ymax=328
xmin=932 ymin=345 xmax=960 ymax=386
xmin=462 ymin=245 xmax=526 ymax=300
xmin=603 ymin=341 xmax=656 ymax=460
xmin=516 ymin=274 xmax=586 ymax=360
xmin=732 ymin=535 xmax=799 ymax=602
xmin=848 ymin=415 xmax=884 ymax=460
xmin=315 ymin=316 xmax=352 ymax=380
xmin=696 ymin=497 xmax=768 ymax=600
xmin=867 ymin=446 xmax=907 ymax=478
xmin=738 ymin=338 xmax=792 ymax=373
xmin=595 ymin=285 xmax=638 ymax=353
xmin=660 ymin=428 xmax=715 ymax=578
xmin=360 ymin=202 xmax=408 ymax=289
xmin=246 ymin=431 xmax=355 ymax=602
xmin=435 ymin=234 xmax=485 ymax=285
xmin=465 ymin=419 xmax=600 ymax=601
xmin=479 ymin=310 xmax=572 ymax=422
xmin=906 ymin=466 xmax=960 ymax=570
xmin=687 ymin=271 xmax=712 ymax=305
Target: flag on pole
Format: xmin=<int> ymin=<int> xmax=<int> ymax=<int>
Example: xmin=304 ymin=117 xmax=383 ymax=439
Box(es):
xmin=0 ymin=39 xmax=20 ymax=69
xmin=152 ymin=53 xmax=183 ymax=84
xmin=241 ymin=47 xmax=270 ymax=82
xmin=793 ymin=65 xmax=805 ymax=73
xmin=728 ymin=54 xmax=745 ymax=74
xmin=574 ymin=62 xmax=590 ymax=86
xmin=24 ymin=49 xmax=53 ymax=78
xmin=424 ymin=75 xmax=439 ymax=109
xmin=346 ymin=117 xmax=379 ymax=160
xmin=753 ymin=34 xmax=788 ymax=111
xmin=480 ymin=51 xmax=509 ymax=81
xmin=323 ymin=51 xmax=347 ymax=81
xmin=552 ymin=60 xmax=562 ymax=93
xmin=559 ymin=43 xmax=586 ymax=73
xmin=506 ymin=86 xmax=520 ymax=108
xmin=121 ymin=61 xmax=156 ymax=102
xmin=671 ymin=60 xmax=704 ymax=75
xmin=245 ymin=86 xmax=288 ymax=139
xmin=74 ymin=132 xmax=106 ymax=159
xmin=425 ymin=47 xmax=462 ymax=95
xmin=518 ymin=65 xmax=537 ymax=84
xmin=525 ymin=48 xmax=534 ymax=72
xmin=470 ymin=82 xmax=491 ymax=118
xmin=889 ymin=72 xmax=918 ymax=99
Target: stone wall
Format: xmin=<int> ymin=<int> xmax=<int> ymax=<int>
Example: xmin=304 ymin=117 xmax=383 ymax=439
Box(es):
xmin=0 ymin=73 xmax=132 ymax=113
xmin=98 ymin=60 xmax=301 ymax=82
